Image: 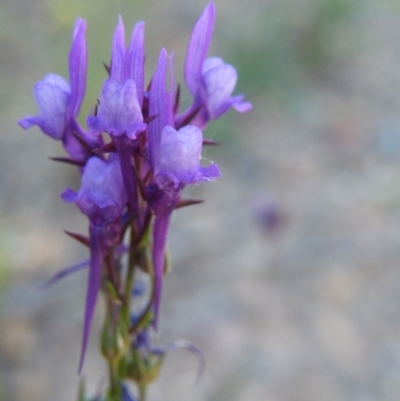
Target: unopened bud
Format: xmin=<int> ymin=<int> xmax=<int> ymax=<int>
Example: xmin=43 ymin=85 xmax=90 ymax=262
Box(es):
xmin=101 ymin=303 xmax=129 ymax=363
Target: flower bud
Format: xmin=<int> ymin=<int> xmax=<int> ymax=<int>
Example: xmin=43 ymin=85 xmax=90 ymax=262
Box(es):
xmin=124 ymin=349 xmax=165 ymax=385
xmin=101 ymin=303 xmax=130 ymax=363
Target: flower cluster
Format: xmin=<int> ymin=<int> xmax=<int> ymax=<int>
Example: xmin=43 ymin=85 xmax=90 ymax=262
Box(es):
xmin=19 ymin=3 xmax=250 ymax=400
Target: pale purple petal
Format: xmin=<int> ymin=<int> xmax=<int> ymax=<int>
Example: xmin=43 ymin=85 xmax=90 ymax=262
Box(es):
xmin=199 ymin=163 xmax=220 ymax=181
xmin=126 ymin=21 xmax=145 ymax=106
xmin=184 ymin=3 xmax=215 ymax=96
xmin=202 ymin=58 xmax=237 ymax=119
xmin=19 ymin=74 xmax=70 ymax=139
xmin=231 ymin=96 xmax=253 ymax=113
xmin=110 ymin=16 xmax=126 ymax=82
xmin=62 ymin=155 xmax=127 ymax=222
xmin=68 ymin=17 xmax=87 ymax=119
xmin=148 ymin=49 xmax=174 ymax=169
xmin=87 ymin=78 xmax=145 ymax=139
xmin=155 ymin=125 xmax=203 ymax=190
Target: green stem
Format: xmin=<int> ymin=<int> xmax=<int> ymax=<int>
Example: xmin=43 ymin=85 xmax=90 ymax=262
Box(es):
xmin=108 ymin=359 xmax=120 ymax=401
xmin=123 ymin=222 xmax=138 ymax=322
xmin=138 ymin=383 xmax=147 ymax=401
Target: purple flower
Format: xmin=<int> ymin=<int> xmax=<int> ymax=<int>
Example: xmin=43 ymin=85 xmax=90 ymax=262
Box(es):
xmin=181 ymin=3 xmax=251 ymax=128
xmin=61 ymin=155 xmax=127 ymax=372
xmin=88 ymin=17 xmax=146 ymax=139
xmin=148 ymin=46 xmax=221 ymax=327
xmin=19 ymin=18 xmax=94 ymax=159
xmin=19 ymin=74 xmax=71 ymax=139
xmin=155 ymin=125 xmax=220 ymax=192
xmin=62 ymin=155 xmax=127 ymax=225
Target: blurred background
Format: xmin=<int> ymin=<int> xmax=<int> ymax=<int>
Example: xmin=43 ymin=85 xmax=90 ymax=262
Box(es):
xmin=2 ymin=0 xmax=400 ymax=400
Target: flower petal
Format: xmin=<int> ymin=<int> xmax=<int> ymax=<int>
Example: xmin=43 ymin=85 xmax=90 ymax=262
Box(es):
xmin=155 ymin=125 xmax=203 ymax=190
xmin=68 ymin=17 xmax=87 ymax=119
xmin=231 ymin=95 xmax=253 ymax=113
xmin=199 ymin=163 xmax=221 ymax=182
xmin=202 ymin=59 xmax=237 ymax=119
xmin=126 ymin=21 xmax=145 ymax=107
xmin=110 ymin=16 xmax=126 ymax=82
xmin=88 ymin=78 xmax=145 ymax=138
xmin=19 ymin=74 xmax=70 ymax=139
xmin=148 ymin=49 xmax=174 ymax=169
xmin=62 ymin=155 xmax=127 ymax=223
xmin=184 ymin=3 xmax=215 ymax=96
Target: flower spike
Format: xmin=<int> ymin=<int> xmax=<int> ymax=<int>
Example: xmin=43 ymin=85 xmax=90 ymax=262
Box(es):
xmin=110 ymin=16 xmax=126 ymax=83
xmin=18 ymin=17 xmax=98 ymax=161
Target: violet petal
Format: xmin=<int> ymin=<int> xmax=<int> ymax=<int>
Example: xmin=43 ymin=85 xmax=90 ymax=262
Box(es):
xmin=126 ymin=21 xmax=145 ymax=106
xmin=19 ymin=74 xmax=70 ymax=140
xmin=201 ymin=58 xmax=237 ymax=119
xmin=68 ymin=17 xmax=87 ymax=119
xmin=110 ymin=16 xmax=126 ymax=82
xmin=155 ymin=125 xmax=203 ymax=189
xmin=148 ymin=49 xmax=174 ymax=169
xmin=87 ymin=78 xmax=145 ymax=139
xmin=184 ymin=3 xmax=215 ymax=96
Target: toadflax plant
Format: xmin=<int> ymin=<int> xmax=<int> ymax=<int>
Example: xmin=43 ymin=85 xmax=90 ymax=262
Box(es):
xmin=19 ymin=3 xmax=251 ymax=401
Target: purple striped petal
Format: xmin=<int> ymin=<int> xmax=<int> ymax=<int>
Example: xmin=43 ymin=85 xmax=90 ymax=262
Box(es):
xmin=110 ymin=16 xmax=126 ymax=82
xmin=18 ymin=74 xmax=70 ymax=139
xmin=61 ymin=155 xmax=127 ymax=223
xmin=148 ymin=49 xmax=172 ymax=169
xmin=126 ymin=22 xmax=145 ymax=107
xmin=68 ymin=17 xmax=87 ymax=119
xmin=184 ymin=3 xmax=215 ymax=96
xmin=87 ymin=78 xmax=145 ymax=139
xmin=155 ymin=125 xmax=220 ymax=191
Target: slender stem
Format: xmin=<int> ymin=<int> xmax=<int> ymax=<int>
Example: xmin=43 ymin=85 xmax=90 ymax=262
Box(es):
xmin=138 ymin=383 xmax=147 ymax=401
xmin=108 ymin=359 xmax=120 ymax=400
xmin=129 ymin=280 xmax=155 ymax=334
xmin=123 ymin=221 xmax=139 ymax=324
xmin=105 ymin=251 xmax=124 ymax=303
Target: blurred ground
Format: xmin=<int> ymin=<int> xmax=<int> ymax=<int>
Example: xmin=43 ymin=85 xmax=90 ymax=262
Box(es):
xmin=2 ymin=0 xmax=400 ymax=400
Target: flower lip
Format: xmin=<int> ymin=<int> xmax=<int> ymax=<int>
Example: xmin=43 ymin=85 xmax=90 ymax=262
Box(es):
xmin=155 ymin=125 xmax=220 ymax=192
xmin=18 ymin=74 xmax=71 ymax=139
xmin=182 ymin=3 xmax=252 ymax=127
xmin=87 ymin=78 xmax=146 ymax=139
xmin=61 ymin=155 xmax=127 ymax=223
xmin=87 ymin=17 xmax=147 ymax=139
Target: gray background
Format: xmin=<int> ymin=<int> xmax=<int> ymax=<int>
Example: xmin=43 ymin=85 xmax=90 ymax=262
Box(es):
xmin=2 ymin=0 xmax=400 ymax=400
